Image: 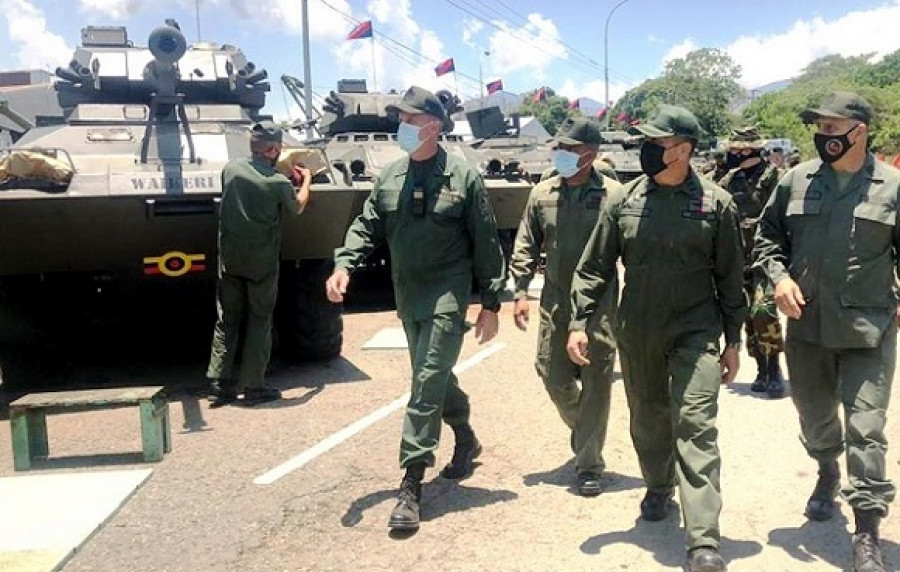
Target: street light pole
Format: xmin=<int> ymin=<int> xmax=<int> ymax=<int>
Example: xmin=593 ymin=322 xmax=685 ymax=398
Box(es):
xmin=604 ymin=0 xmax=631 ymax=129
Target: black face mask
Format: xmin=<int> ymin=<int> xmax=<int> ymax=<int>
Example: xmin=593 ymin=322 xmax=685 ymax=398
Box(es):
xmin=814 ymin=125 xmax=858 ymax=164
xmin=640 ymin=141 xmax=669 ymax=177
xmin=726 ymin=152 xmax=743 ymax=170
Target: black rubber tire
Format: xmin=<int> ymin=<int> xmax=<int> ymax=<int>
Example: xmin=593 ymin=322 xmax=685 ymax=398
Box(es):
xmin=275 ymin=259 xmax=343 ymax=362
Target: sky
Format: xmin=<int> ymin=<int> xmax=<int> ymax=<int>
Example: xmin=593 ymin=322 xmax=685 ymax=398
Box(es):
xmin=2 ymin=0 xmax=900 ymax=122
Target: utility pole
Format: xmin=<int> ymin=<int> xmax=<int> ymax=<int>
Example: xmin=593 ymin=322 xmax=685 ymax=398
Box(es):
xmin=604 ymin=0 xmax=632 ymax=129
xmin=301 ymin=0 xmax=314 ymax=139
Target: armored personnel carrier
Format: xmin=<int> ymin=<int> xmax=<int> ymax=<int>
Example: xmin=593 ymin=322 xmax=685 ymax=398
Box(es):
xmin=465 ymin=105 xmax=552 ymax=184
xmin=599 ymin=130 xmax=643 ymax=183
xmin=0 ymin=21 xmax=346 ymax=370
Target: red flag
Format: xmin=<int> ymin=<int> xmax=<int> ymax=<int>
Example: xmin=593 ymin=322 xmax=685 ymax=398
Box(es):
xmin=616 ymin=111 xmax=628 ymax=123
xmin=434 ymin=58 xmax=455 ymax=77
xmin=346 ymin=20 xmax=373 ymax=40
xmin=486 ymin=79 xmax=503 ymax=94
xmin=532 ymin=87 xmax=546 ymax=103
xmin=629 ymin=118 xmax=642 ymax=126
xmin=568 ymin=99 xmax=580 ymax=110
xmin=596 ymin=106 xmax=607 ymax=119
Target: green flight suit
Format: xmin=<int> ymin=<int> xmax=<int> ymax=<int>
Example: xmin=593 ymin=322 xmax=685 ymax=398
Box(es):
xmin=718 ymin=162 xmax=784 ymax=357
xmin=510 ymin=170 xmax=621 ymax=474
xmin=207 ymin=157 xmax=299 ymax=391
xmin=754 ymin=154 xmax=900 ymax=516
xmin=334 ymin=146 xmax=505 ymax=469
xmin=571 ymin=172 xmax=746 ymax=550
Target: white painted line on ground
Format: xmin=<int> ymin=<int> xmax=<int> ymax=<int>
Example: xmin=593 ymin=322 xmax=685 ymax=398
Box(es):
xmin=254 ymin=342 xmax=506 ymax=486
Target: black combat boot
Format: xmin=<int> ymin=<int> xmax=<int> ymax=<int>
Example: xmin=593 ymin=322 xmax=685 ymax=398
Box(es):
xmin=388 ymin=464 xmax=425 ymax=531
xmin=766 ymin=354 xmax=786 ymax=399
xmin=208 ymin=379 xmax=238 ymax=408
xmin=852 ymin=509 xmax=886 ymax=572
xmin=640 ymin=489 xmax=673 ymax=521
xmin=687 ymin=547 xmax=727 ymax=572
xmin=805 ymin=460 xmax=841 ymax=521
xmin=749 ymin=356 xmax=768 ymax=393
xmin=440 ymin=423 xmax=482 ymax=480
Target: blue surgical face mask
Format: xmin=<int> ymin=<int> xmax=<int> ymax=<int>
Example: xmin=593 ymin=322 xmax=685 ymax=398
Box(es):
xmin=397 ymin=121 xmax=423 ymax=154
xmin=552 ymin=149 xmax=582 ymax=178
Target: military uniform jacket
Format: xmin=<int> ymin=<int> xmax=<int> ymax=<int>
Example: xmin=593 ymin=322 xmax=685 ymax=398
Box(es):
xmin=218 ymin=157 xmax=299 ymax=280
xmin=753 ymin=154 xmax=900 ymax=348
xmin=510 ymin=170 xmax=621 ymax=347
xmin=334 ymin=146 xmax=505 ymax=321
xmin=570 ymin=172 xmax=746 ymax=349
xmin=718 ymin=162 xmax=779 ymax=222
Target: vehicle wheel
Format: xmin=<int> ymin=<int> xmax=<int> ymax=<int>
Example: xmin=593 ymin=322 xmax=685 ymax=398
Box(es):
xmin=275 ymin=259 xmax=343 ymax=362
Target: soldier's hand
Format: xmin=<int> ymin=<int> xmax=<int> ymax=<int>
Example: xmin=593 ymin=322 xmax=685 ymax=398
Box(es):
xmin=566 ymin=331 xmax=590 ymax=366
xmin=774 ymin=277 xmax=806 ymax=319
xmin=290 ymin=166 xmax=310 ymax=187
xmin=720 ymin=346 xmax=740 ymax=385
xmin=895 ymin=306 xmax=900 ymax=328
xmin=325 ymin=269 xmax=350 ymax=303
xmin=474 ymin=309 xmax=499 ymax=344
xmin=513 ymin=298 xmax=529 ymax=331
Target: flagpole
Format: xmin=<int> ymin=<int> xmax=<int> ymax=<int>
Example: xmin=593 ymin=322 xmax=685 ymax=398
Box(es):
xmin=370 ymin=36 xmax=377 ymax=92
xmin=453 ymin=71 xmax=459 ymax=99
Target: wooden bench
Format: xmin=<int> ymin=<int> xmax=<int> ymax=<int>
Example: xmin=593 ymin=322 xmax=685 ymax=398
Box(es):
xmin=8 ymin=386 xmax=171 ymax=471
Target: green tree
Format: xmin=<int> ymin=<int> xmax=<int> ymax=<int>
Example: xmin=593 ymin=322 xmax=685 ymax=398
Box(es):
xmin=517 ymin=87 xmax=576 ymax=135
xmin=612 ymin=48 xmax=743 ymax=140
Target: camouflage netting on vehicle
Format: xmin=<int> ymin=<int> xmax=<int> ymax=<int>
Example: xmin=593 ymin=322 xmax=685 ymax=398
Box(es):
xmin=0 ymin=150 xmax=74 ymax=189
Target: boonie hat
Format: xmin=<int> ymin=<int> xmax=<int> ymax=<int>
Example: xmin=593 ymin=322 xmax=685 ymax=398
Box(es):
xmin=800 ymin=91 xmax=873 ymax=125
xmin=385 ymin=85 xmax=454 ymax=132
xmin=629 ymin=104 xmax=702 ymax=141
xmin=251 ymin=120 xmax=283 ymax=143
xmin=728 ymin=126 xmax=765 ymax=150
xmin=549 ymin=116 xmax=604 ymax=147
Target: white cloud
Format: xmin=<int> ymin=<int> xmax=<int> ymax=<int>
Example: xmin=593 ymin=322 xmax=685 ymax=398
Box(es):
xmin=79 ymin=0 xmax=143 ymax=19
xmin=662 ymin=38 xmax=698 ymax=66
xmin=331 ymin=0 xmax=464 ymax=96
xmin=557 ymin=78 xmax=631 ymax=108
xmin=486 ymin=13 xmax=567 ymax=81
xmin=0 ymin=0 xmax=72 ymax=70
xmin=461 ymin=18 xmax=483 ymax=48
xmin=227 ymin=0 xmax=353 ymax=42
xmin=726 ymin=1 xmax=900 ymax=88
xmin=647 ymin=34 xmax=664 ymax=45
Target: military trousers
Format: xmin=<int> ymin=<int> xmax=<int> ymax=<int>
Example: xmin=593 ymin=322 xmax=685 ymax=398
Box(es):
xmin=619 ymin=341 xmax=723 ymax=550
xmin=744 ymin=271 xmax=784 ymax=359
xmin=399 ymin=312 xmax=470 ymax=469
xmin=206 ymin=270 xmax=278 ymax=391
xmin=536 ymin=308 xmax=615 ymax=474
xmin=785 ymin=327 xmax=896 ymax=516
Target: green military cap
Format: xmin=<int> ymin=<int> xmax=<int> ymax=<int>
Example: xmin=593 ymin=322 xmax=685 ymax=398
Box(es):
xmin=250 ymin=120 xmax=283 ymax=143
xmin=800 ymin=91 xmax=873 ymax=124
xmin=549 ymin=116 xmax=603 ymax=147
xmin=629 ymin=104 xmax=702 ymax=140
xmin=385 ymin=85 xmax=454 ymax=132
xmin=728 ymin=125 xmax=765 ymax=149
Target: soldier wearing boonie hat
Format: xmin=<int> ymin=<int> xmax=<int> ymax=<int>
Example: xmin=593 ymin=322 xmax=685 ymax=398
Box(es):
xmin=754 ymin=91 xmax=900 ymax=572
xmin=719 ymin=126 xmax=785 ymax=399
xmin=206 ymin=120 xmax=310 ymax=407
xmin=327 ymin=85 xmax=504 ymax=532
xmin=510 ymin=115 xmax=622 ymax=497
xmin=568 ymin=103 xmax=745 ymax=572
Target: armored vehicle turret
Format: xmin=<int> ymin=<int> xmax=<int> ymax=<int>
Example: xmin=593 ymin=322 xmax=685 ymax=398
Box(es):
xmin=0 ymin=21 xmax=347 ymax=374
xmin=314 ymin=80 xmax=531 ymax=234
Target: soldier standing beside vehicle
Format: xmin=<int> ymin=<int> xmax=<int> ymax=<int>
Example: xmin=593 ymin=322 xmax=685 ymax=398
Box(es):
xmin=206 ymin=121 xmax=310 ymax=407
xmin=567 ymin=104 xmax=745 ymax=572
xmin=510 ymin=117 xmax=622 ymax=496
xmin=720 ymin=127 xmax=785 ymax=398
xmin=754 ymin=91 xmax=899 ymax=572
xmin=325 ymin=86 xmax=505 ymax=532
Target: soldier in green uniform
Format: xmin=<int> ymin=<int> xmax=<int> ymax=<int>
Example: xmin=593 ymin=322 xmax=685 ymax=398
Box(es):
xmin=754 ymin=91 xmax=898 ymax=572
xmin=567 ymin=104 xmax=745 ymax=572
xmin=720 ymin=127 xmax=785 ymax=398
xmin=325 ymin=86 xmax=505 ymax=531
xmin=206 ymin=121 xmax=311 ymax=407
xmin=510 ymin=117 xmax=623 ymax=496
xmin=704 ymin=149 xmax=728 ymax=183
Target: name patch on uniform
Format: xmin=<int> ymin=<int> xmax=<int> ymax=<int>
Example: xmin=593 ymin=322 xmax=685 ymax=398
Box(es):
xmin=682 ymin=193 xmax=716 ymax=220
xmin=619 ymin=206 xmax=651 ymax=217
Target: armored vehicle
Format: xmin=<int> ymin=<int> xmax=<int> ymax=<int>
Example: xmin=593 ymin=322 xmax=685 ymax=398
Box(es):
xmin=0 ymin=21 xmax=348 ymax=370
xmin=599 ymin=130 xmax=643 ymax=183
xmin=464 ymin=106 xmax=552 ymax=184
